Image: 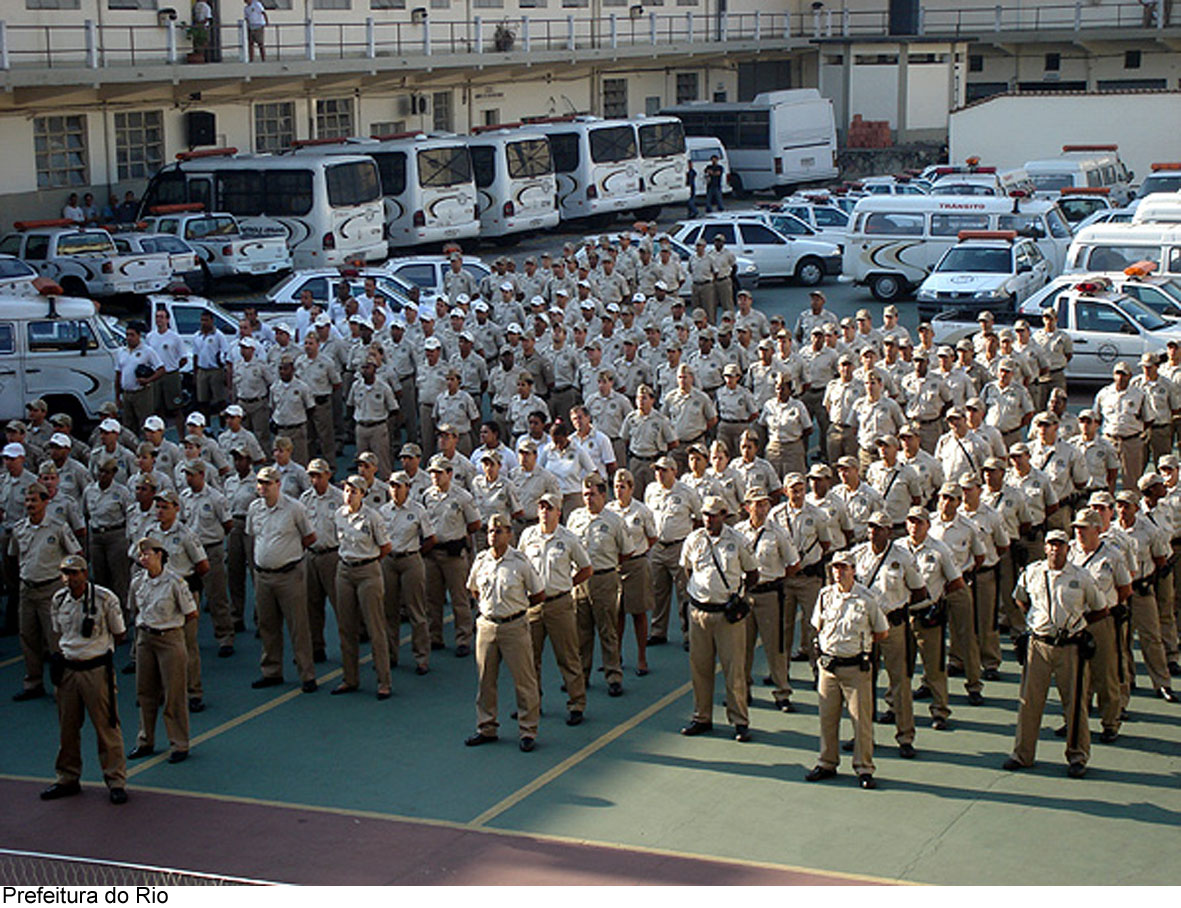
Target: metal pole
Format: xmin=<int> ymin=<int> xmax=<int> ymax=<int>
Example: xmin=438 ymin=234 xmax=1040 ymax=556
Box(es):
xmin=610 ymin=12 xmax=617 ymax=48
xmin=423 ymin=15 xmax=431 ymax=55
xmin=522 ymin=15 xmax=530 ymax=52
xmin=567 ymin=14 xmax=575 ymax=50
xmin=166 ymin=17 xmax=177 ymax=63
xmin=367 ymin=16 xmax=375 ymax=57
xmin=686 ymin=10 xmax=693 ymax=42
xmin=474 ymin=15 xmax=482 ymax=52
xmin=239 ymin=18 xmax=248 ymax=62
xmin=754 ymin=9 xmax=762 ymax=40
xmin=305 ymin=18 xmax=315 ymax=60
xmin=649 ymin=10 xmax=656 ymax=44
xmin=85 ymin=19 xmax=97 ymax=68
xmin=0 ymin=22 xmax=9 ymax=71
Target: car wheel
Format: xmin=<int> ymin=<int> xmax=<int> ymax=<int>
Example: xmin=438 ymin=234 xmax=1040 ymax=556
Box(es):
xmin=794 ymin=257 xmax=825 ymax=287
xmin=870 ymin=274 xmax=905 ymax=302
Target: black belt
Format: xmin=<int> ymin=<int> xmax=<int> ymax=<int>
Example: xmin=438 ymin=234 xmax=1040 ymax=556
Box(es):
xmin=63 ymin=652 xmax=113 ymax=672
xmin=21 ymin=577 xmax=58 ymax=589
xmin=254 ymin=560 xmax=301 ymax=574
xmin=1106 ymin=433 xmax=1142 ymax=442
xmin=659 ymin=536 xmax=686 ymax=546
xmin=719 ymin=418 xmax=749 ymax=424
xmin=341 ymin=556 xmax=379 ymax=568
xmin=919 ymin=416 xmax=942 ymax=425
xmin=977 ymin=563 xmax=999 ymax=575
xmin=197 ymin=366 xmax=221 ymax=372
xmin=622 ymin=551 xmax=647 ymax=561
xmin=137 ymin=624 xmax=178 ymax=636
xmin=275 ymin=422 xmax=305 ymax=430
xmin=390 ymin=550 xmax=420 ymax=559
xmin=552 ymin=386 xmax=573 ymax=393
xmin=310 ymin=546 xmax=338 ymax=555
xmin=886 ymin=606 xmax=909 ymax=626
xmin=690 ymin=598 xmax=727 ymax=613
xmin=593 ymin=567 xmax=617 ymax=575
xmin=314 ymin=395 xmax=331 ymax=405
xmin=92 ymin=523 xmax=126 ymax=533
xmin=1032 ymin=632 xmax=1081 ymax=646
xmin=752 ymin=580 xmax=783 ymax=594
xmin=484 ymin=609 xmax=526 ymax=625
xmin=800 ymin=562 xmax=825 ymax=578
xmin=819 ymin=652 xmax=866 ymax=667
xmin=629 ymin=452 xmax=657 ymax=461
xmin=238 ymin=395 xmax=266 ymax=403
xmin=357 ymin=419 xmax=387 ymax=428
xmin=681 ymin=433 xmax=706 ymax=445
xmin=544 ymin=591 xmax=572 ymax=603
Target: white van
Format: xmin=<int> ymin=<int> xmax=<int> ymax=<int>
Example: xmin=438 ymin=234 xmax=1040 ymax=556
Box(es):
xmin=1136 ymin=163 xmax=1181 ymax=200
xmin=685 ymin=137 xmax=732 ymax=198
xmin=139 ymin=148 xmax=387 ymax=270
xmin=633 ymin=115 xmax=691 ymax=216
xmin=0 ymin=289 xmax=122 ymax=425
xmin=1131 ymin=192 xmax=1181 ymax=225
xmin=1024 ymin=145 xmax=1134 ymax=205
xmin=525 ymin=116 xmax=645 ymax=222
xmin=1066 ymin=221 xmax=1181 ymax=276
xmin=929 ymin=167 xmax=1035 ymax=198
xmin=464 ymin=128 xmax=560 ymax=240
xmin=844 ymin=195 xmax=1073 ymax=302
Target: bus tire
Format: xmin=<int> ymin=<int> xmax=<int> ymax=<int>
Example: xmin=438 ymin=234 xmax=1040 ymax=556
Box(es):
xmin=772 ymin=184 xmax=793 ymax=199
xmin=869 ymin=274 xmax=906 ymax=302
xmin=633 ymin=206 xmax=662 ymax=221
xmin=729 ymin=174 xmax=746 ymax=198
xmin=794 ymin=256 xmax=825 ymax=287
xmin=198 ymin=261 xmax=214 ymax=293
xmin=59 ymin=276 xmax=88 ymax=298
xmin=45 ymin=395 xmax=88 ymax=438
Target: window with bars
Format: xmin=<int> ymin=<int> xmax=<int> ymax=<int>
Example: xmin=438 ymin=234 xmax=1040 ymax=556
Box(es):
xmin=254 ymin=102 xmax=295 ymax=153
xmin=108 ymin=0 xmax=157 ymax=8
xmin=371 ymin=0 xmax=406 ymax=7
xmin=602 ymin=78 xmax=628 ymax=118
xmin=34 ymin=116 xmax=88 ymax=189
xmin=675 ymin=72 xmax=699 ymax=104
xmin=316 ymin=98 xmax=355 ymax=139
xmin=430 ymin=0 xmax=450 ymax=8
xmin=562 ymin=0 xmax=589 ymax=7
xmin=473 ymin=0 xmax=503 ymax=7
xmin=313 ymin=0 xmax=350 ymax=7
xmin=371 ymin=121 xmax=406 ymax=137
xmin=432 ymin=91 xmax=454 ymax=132
xmin=26 ymin=0 xmax=80 ymax=7
xmin=114 ymin=110 xmax=163 ymax=181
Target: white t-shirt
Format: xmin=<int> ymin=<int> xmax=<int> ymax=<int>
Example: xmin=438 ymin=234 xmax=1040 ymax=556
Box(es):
xmin=193 ymin=0 xmax=212 ymax=22
xmin=62 ymin=204 xmax=85 ymax=224
xmin=244 ymin=0 xmax=266 ymax=28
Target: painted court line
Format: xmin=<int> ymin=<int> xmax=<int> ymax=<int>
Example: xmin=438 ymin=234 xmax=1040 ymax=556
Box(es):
xmin=0 ymin=655 xmax=24 ymax=669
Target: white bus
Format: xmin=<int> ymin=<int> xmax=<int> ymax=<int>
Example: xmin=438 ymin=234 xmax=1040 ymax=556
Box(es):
xmin=1024 ymin=145 xmax=1134 ymax=205
xmin=293 ymin=134 xmax=480 ymax=251
xmin=523 ymin=116 xmax=645 ymax=223
xmin=633 ymin=115 xmax=690 ymax=217
xmin=844 ymin=195 xmax=1073 ymax=302
xmin=661 ymin=89 xmax=838 ymax=196
xmin=464 ymin=128 xmax=560 ymax=240
xmin=138 ymin=148 xmax=386 ymax=270
xmin=1066 ymin=221 xmax=1181 ymax=276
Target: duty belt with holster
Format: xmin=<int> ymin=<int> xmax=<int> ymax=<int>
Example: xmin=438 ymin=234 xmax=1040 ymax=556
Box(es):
xmin=818 ymin=651 xmax=871 ymax=671
xmin=435 ymin=538 xmax=469 ymax=557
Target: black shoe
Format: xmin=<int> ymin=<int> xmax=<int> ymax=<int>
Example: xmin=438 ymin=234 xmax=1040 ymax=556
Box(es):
xmin=331 ymin=683 xmax=358 ymax=696
xmin=876 ymin=709 xmax=895 ymax=725
xmin=40 ymin=782 xmax=82 ymax=800
xmin=121 ymin=663 xmax=137 ymax=675
xmin=127 ymin=745 xmax=156 ymax=759
xmin=108 ymin=787 xmax=128 ymax=805
xmin=1120 ymin=708 xmax=1129 ymax=721
xmin=790 ymin=650 xmax=810 ymax=663
xmin=301 ymin=680 xmax=318 ymax=693
xmin=1054 ymin=724 xmax=1067 ymax=738
xmin=805 ymin=766 xmax=836 ymax=782
xmin=734 ymin=725 xmax=752 ymax=742
xmin=376 ymin=688 xmax=391 ymax=701
xmin=1002 ymin=758 xmax=1025 ymax=771
xmin=967 ymin=691 xmax=984 ymax=707
xmin=566 ymin=710 xmax=584 ymax=726
xmin=762 ymin=674 xmax=775 ymax=686
xmin=682 ymin=640 xmax=690 ymax=652
xmin=646 ymin=635 xmax=667 ymax=646
xmin=858 ymin=774 xmax=877 ymax=790
xmin=635 ymin=667 xmax=649 ymax=677
xmin=1167 ymin=661 xmax=1181 ymax=678
xmin=217 ymin=644 xmax=234 ymax=658
xmin=234 ymin=620 xmax=247 ymax=633
xmin=1099 ymin=729 xmax=1119 ymax=743
xmin=313 ymin=649 xmax=327 ymax=664
xmin=455 ymin=644 xmax=471 ymax=658
xmin=983 ymin=668 xmax=1001 ymax=682
xmin=431 ymin=642 xmax=446 ymax=651
xmin=464 ymin=732 xmax=498 ymax=747
xmin=931 ymin=717 xmax=948 ymax=731
xmin=415 ymin=665 xmax=430 ymax=676
xmin=252 ymin=676 xmax=283 ymax=689
xmin=775 ymin=698 xmax=796 ymax=713
xmin=946 ymin=664 xmax=964 ymax=677
xmin=519 ymin=736 xmax=536 ymax=752
xmin=899 ymin=742 xmax=916 ymax=759
xmin=913 ymin=685 xmax=932 ymax=700
xmin=168 ymin=750 xmax=189 ymax=764
xmin=12 ymin=686 xmax=45 ymax=702
xmin=1158 ymin=687 xmax=1180 ymax=703
xmin=1067 ymin=762 xmax=1087 ymax=779
xmin=680 ymin=720 xmax=713 ymax=736
xmin=841 ymin=738 xmax=854 ymax=752
xmin=608 ymin=681 xmax=623 ymax=697
xmin=188 ymin=698 xmax=205 ymax=713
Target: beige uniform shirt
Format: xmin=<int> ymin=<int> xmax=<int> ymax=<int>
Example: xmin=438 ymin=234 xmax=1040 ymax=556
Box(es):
xmin=662 ymin=388 xmax=717 ymax=442
xmin=1033 ymin=328 xmax=1073 ymax=372
xmin=180 ymin=485 xmax=231 ymax=546
xmin=380 ymin=499 xmax=434 ymax=554
xmin=1094 ymin=384 xmax=1147 ymax=437
xmin=300 ymin=486 xmax=344 ymax=551
xmin=866 ymin=460 xmax=923 ymax=526
xmin=518 ymin=524 xmax=591 ymax=597
xmin=982 ymin=381 xmax=1033 ymax=433
xmin=468 ymin=546 xmax=543 ymax=618
xmin=620 ymin=409 xmax=676 ymax=458
xmin=929 ymin=512 xmax=986 ymax=573
xmin=1071 ymin=435 xmax=1119 ymax=491
xmin=833 ymin=482 xmax=886 ymax=545
xmin=218 ymin=428 xmax=265 ymax=464
xmin=984 ymin=483 xmax=1032 ymax=540
xmin=737 ymin=518 xmax=798 ymax=583
xmin=681 ymin=524 xmax=757 ymax=604
xmin=1015 ymin=560 xmax=1101 ymax=636
xmin=1069 ymin=540 xmax=1132 ymax=609
xmin=586 ymin=392 xmax=633 ymax=438
xmin=270 ymin=378 xmax=315 ymax=427
xmin=770 ymin=501 xmax=831 ymax=568
xmin=823 ymin=378 xmax=861 ymax=428
xmin=812 ymin=581 xmax=888 ymax=658
xmin=247 ymin=495 xmax=313 ymax=569
xmin=422 ymin=485 xmax=480 ymax=543
xmin=644 ymin=480 xmax=703 ymax=543
xmin=233 ymin=357 xmax=273 ymax=401
xmin=52 ymin=583 xmax=125 ymax=660
xmin=1007 ymin=466 xmax=1058 ymax=526
xmin=9 ymin=516 xmax=81 ymax=583
xmin=607 ymin=498 xmax=657 ymax=557
xmin=297 ymin=352 xmax=341 ymax=397
xmin=349 ymin=378 xmax=399 ymax=423
xmin=334 ymin=505 xmax=390 ymax=562
xmin=962 ymin=502 xmax=1010 ymax=568
xmin=132 ymin=568 xmax=197 ymax=631
xmin=852 ymin=539 xmax=924 ymax=613
xmin=472 ymin=475 xmax=522 ymax=526
xmin=904 ymin=536 xmax=961 ymax=602
xmin=82 ymin=482 xmax=133 ymax=531
xmin=567 ymin=506 xmax=628 ymax=572
xmin=760 ymin=397 xmax=811 ymax=445
xmin=142 ymin=518 xmax=207 ymax=577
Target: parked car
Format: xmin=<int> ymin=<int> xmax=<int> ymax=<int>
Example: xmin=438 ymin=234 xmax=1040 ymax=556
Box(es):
xmin=670 ymin=217 xmax=841 ymax=285
xmin=109 ymin=231 xmax=203 ymax=292
xmin=915 ymin=230 xmax=1052 ymax=321
xmin=265 ymin=268 xmax=415 ymax=314
xmin=383 ymin=255 xmax=492 ymax=299
xmin=579 ymin=232 xmax=759 ymax=294
xmin=144 ymin=207 xmax=293 ymax=286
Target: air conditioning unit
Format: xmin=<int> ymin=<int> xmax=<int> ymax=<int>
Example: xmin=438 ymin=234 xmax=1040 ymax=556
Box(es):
xmin=411 ymin=7 xmax=428 ymax=24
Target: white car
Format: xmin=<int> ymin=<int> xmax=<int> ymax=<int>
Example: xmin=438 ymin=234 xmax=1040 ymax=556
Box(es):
xmin=1021 ymin=267 xmax=1181 ymax=322
xmin=916 ymin=231 xmax=1051 ymax=313
xmin=145 ymin=209 xmax=292 ymax=285
xmin=861 ymin=175 xmax=929 ymax=196
xmin=579 ymin=232 xmax=759 ymax=293
xmin=775 ymin=197 xmax=851 ymax=247
xmin=266 ymin=268 xmax=415 ymax=313
xmin=1055 ymin=190 xmax=1117 ymax=225
xmin=109 ymin=232 xmax=203 ymax=291
xmin=0 ymin=255 xmax=46 ymax=297
xmin=670 ymin=218 xmax=841 ymax=286
xmin=383 ymin=256 xmax=492 ymax=299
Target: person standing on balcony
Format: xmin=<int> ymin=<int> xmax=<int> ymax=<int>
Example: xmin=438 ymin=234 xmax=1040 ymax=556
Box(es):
xmin=244 ymin=0 xmax=268 ymax=62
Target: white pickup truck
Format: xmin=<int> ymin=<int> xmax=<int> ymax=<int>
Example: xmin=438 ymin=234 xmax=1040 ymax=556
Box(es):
xmin=0 ymin=221 xmax=173 ymax=298
xmin=146 ymin=206 xmax=292 ymax=285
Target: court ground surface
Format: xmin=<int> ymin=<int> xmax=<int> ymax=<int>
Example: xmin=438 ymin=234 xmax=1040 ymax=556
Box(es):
xmin=0 ymin=602 xmax=1178 ymax=886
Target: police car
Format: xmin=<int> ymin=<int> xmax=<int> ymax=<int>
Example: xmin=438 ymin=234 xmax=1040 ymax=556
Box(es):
xmin=578 ymin=232 xmax=759 ymax=296
xmin=383 ymin=255 xmax=491 ymax=300
xmin=265 ymin=267 xmax=415 ymax=314
xmin=1021 ymin=261 xmax=1181 ymax=321
xmin=916 ymin=230 xmax=1051 ymax=309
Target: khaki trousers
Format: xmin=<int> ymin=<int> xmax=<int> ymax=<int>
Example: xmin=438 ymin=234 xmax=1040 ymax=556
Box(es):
xmin=55 ymin=664 xmax=126 ymax=789
xmin=183 ymin=611 xmax=203 ymax=699
xmin=878 ymin=617 xmax=916 ymax=745
xmin=398 ymin=380 xmax=419 ymax=445
xmin=801 ymin=390 xmax=827 ymax=455
xmin=1088 ymin=614 xmax=1122 ymax=733
xmin=227 ymin=519 xmax=251 ymax=626
xmin=202 ymin=541 xmax=232 ymax=647
xmin=717 ymin=421 xmax=749 ymax=460
xmin=1109 ymin=435 xmax=1145 ymax=493
xmin=1012 ymin=638 xmax=1090 ymax=767
xmin=121 ymin=386 xmax=157 ymax=434
xmin=88 ymin=528 xmax=130 ymax=618
xmin=241 ymin=396 xmax=271 ymax=452
xmin=425 ymin=548 xmax=474 ymax=649
xmin=382 ymin=552 xmax=431 ymax=669
xmin=947 ymin=584 xmax=982 ymax=693
xmin=627 ymin=455 xmax=657 ymax=495
xmin=575 ymin=571 xmax=623 ymax=686
xmin=918 ymin=420 xmax=941 ymax=455
xmin=912 ymin=614 xmax=950 ymax=719
xmin=691 ymin=282 xmax=717 ymax=323
xmin=417 ymin=402 xmax=438 ymax=458
xmin=746 ymin=585 xmax=791 ymax=700
xmin=335 ymin=560 xmax=389 ymax=689
xmin=135 ymin=626 xmax=189 ymax=753
xmin=309 ymin=400 xmax=335 ymax=460
xmin=475 ymin=613 xmax=540 ymax=739
xmin=1128 ymin=590 xmax=1171 ymax=692
xmin=783 ymin=572 xmax=822 ymax=660
xmin=1149 ymin=423 xmax=1172 ymax=466
xmin=826 ymin=426 xmax=858 ymax=464
xmin=528 ymin=593 xmax=587 ymax=712
xmin=356 ymin=420 xmax=392 ymax=480
xmin=649 ymin=539 xmax=687 ymax=640
xmin=766 ymin=439 xmax=806 ymax=479
xmin=254 ymin=563 xmax=315 ymax=683
xmin=951 ymin=564 xmax=996 ymax=678
xmin=1154 ymin=569 xmax=1178 ymax=660
xmin=19 ymin=579 xmax=62 ymax=690
xmin=817 ymin=661 xmax=875 ymax=774
xmin=982 ymin=557 xmax=1008 ymax=670
xmin=689 ymin=605 xmax=749 ymax=727
xmin=305 ymin=548 xmax=340 ymax=655
xmin=619 ymin=554 xmax=654 ymax=614
xmin=713 ymin=276 xmax=734 ymax=312
xmin=275 ymin=423 xmax=310 ymax=467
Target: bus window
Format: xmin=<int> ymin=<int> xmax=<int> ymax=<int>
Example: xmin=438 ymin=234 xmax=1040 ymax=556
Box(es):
xmin=930 ymin=213 xmax=989 ymax=236
xmin=144 ymin=170 xmax=187 ymax=208
xmin=735 ymin=111 xmax=770 ymax=149
xmin=506 ymin=139 xmax=552 ymax=178
xmin=189 ymin=178 xmax=212 ymax=211
xmin=863 ymin=213 xmax=924 ymax=236
xmin=638 ymin=122 xmax=686 ymax=158
xmin=265 ymin=169 xmax=314 ymax=216
xmin=1086 ymin=245 xmax=1159 ymax=271
xmin=1169 ymin=247 xmax=1181 ymax=273
xmin=417 ymin=147 xmax=472 ymax=188
xmin=0 ymin=324 xmax=14 ymax=355
xmin=470 ymin=146 xmax=496 ymax=189
xmin=57 ymin=233 xmax=113 ymax=255
xmin=740 ymin=224 xmax=786 ymax=245
xmin=589 ymin=126 xmax=636 ymax=164
xmin=217 ymin=170 xmax=264 ymax=216
xmin=702 ymin=224 xmax=736 ymax=245
xmin=325 ymin=161 xmax=380 ymax=206
xmin=372 ymin=152 xmax=408 ymax=196
xmin=547 ymin=133 xmax=580 ymax=173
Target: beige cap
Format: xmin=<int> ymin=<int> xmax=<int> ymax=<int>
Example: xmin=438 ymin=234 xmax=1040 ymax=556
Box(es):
xmin=1138 ymin=472 xmax=1166 ymax=491
xmin=399 ymin=443 xmax=423 ymax=458
xmin=783 ymin=472 xmax=806 ymax=488
xmin=307 ymin=458 xmax=333 ymax=475
xmin=1114 ymin=490 xmax=1139 ymax=505
xmin=654 ymin=455 xmax=677 ymax=471
xmin=1071 ymin=508 xmax=1102 ymax=528
xmin=906 ymin=506 xmax=930 ymax=522
xmin=867 ymin=510 xmax=892 ymax=528
xmin=59 ymin=554 xmax=88 ymax=572
xmin=1045 ymin=529 xmax=1070 ymax=544
xmin=355 ymin=451 xmax=379 ymax=466
xmin=343 ymin=474 xmax=367 ymax=492
xmin=938 ymin=482 xmax=963 ymax=499
xmin=487 ymin=513 xmax=512 ymax=531
xmin=835 ymin=456 xmax=859 ymax=471
xmin=180 ymin=459 xmax=206 ymax=474
xmin=427 ymin=454 xmax=452 ymax=473
xmin=154 ymin=488 xmax=181 ymax=505
xmin=1008 ymin=442 xmax=1030 ymax=457
xmin=701 ymin=495 xmax=729 ymax=515
xmin=256 ymin=465 xmax=281 ymax=483
xmin=1088 ymin=491 xmax=1115 ymax=508
xmin=538 ymin=492 xmax=561 ymax=510
xmin=389 ymin=470 xmax=411 ymax=486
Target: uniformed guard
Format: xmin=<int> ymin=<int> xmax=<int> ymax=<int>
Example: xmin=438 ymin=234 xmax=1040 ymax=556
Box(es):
xmin=903 ymin=506 xmax=960 ymax=729
xmin=223 ymin=445 xmax=258 ymax=638
xmin=422 ymin=454 xmax=481 ymax=655
xmin=300 ymin=459 xmax=343 ymax=664
xmin=805 ymin=551 xmax=889 ymax=789
xmin=1095 ymin=362 xmax=1148 ymax=489
xmin=82 ymin=458 xmax=132 ymax=617
xmin=41 ymin=555 xmax=127 ymax=804
xmin=179 ymin=459 xmax=233 ymax=657
xmin=1005 ymin=529 xmax=1102 ymax=778
xmin=608 ymin=469 xmax=657 ymax=676
xmin=621 ymin=384 xmax=676 ymax=493
xmin=958 ymin=472 xmax=1011 ymax=682
xmin=381 ymin=471 xmax=435 ymax=675
xmin=771 ymin=473 xmax=832 ymax=667
xmin=679 ymin=495 xmax=759 ymax=741
xmin=350 ymin=358 xmax=400 ymax=478
xmin=759 ymin=373 xmax=811 ymax=477
xmin=465 ymin=513 xmax=545 ymax=751
xmin=645 ymin=455 xmax=703 ymax=646
xmin=269 ymin=355 xmax=316 ymax=465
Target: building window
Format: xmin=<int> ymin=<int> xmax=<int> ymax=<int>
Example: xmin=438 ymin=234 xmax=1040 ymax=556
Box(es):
xmin=267 ymin=0 xmax=294 ymax=7
xmin=34 ymin=116 xmax=88 ymax=189
xmin=483 ymin=109 xmax=501 ymax=126
xmin=371 ymin=0 xmax=406 ymax=7
xmin=675 ymin=72 xmax=699 ymax=104
xmin=316 ymin=98 xmax=355 ymax=139
xmin=314 ymin=0 xmax=350 ymax=7
xmin=430 ymin=0 xmax=450 ymax=8
xmin=603 ymin=78 xmax=628 ymax=118
xmin=255 ymin=102 xmax=295 ymax=153
xmin=677 ymin=0 xmax=699 ymax=6
xmin=968 ymin=54 xmax=983 ymax=72
xmin=1125 ymin=50 xmax=1141 ymax=69
xmin=371 ymin=120 xmax=406 ymax=136
xmin=26 ymin=0 xmax=80 ymax=7
xmin=519 ymin=0 xmax=546 ymax=6
xmin=474 ymin=0 xmax=503 ymax=6
xmin=108 ymin=0 xmax=157 ymax=8
xmin=114 ymin=111 xmax=163 ymax=181
xmin=1044 ymin=52 xmax=1060 ymax=71
xmin=433 ymin=91 xmax=453 ymax=132
xmin=562 ymin=0 xmax=589 ymax=7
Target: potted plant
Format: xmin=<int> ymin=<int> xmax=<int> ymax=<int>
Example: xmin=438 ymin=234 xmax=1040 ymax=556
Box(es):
xmin=186 ymin=22 xmax=209 ymax=62
xmin=493 ymin=21 xmax=515 ymax=52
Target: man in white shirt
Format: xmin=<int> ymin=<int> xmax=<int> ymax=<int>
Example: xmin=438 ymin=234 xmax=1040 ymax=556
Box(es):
xmin=147 ymin=305 xmax=189 ymax=435
xmin=244 ymin=0 xmax=267 ymax=61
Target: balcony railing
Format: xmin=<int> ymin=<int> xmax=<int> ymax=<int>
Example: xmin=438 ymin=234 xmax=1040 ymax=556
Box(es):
xmin=0 ymin=2 xmax=1169 ymax=71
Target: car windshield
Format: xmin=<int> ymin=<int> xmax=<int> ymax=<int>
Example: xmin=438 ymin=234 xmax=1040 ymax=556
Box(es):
xmin=1118 ymin=295 xmax=1169 ymax=331
xmin=936 ymin=247 xmax=1011 ymax=273
xmin=1029 ymin=173 xmax=1075 ymax=192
